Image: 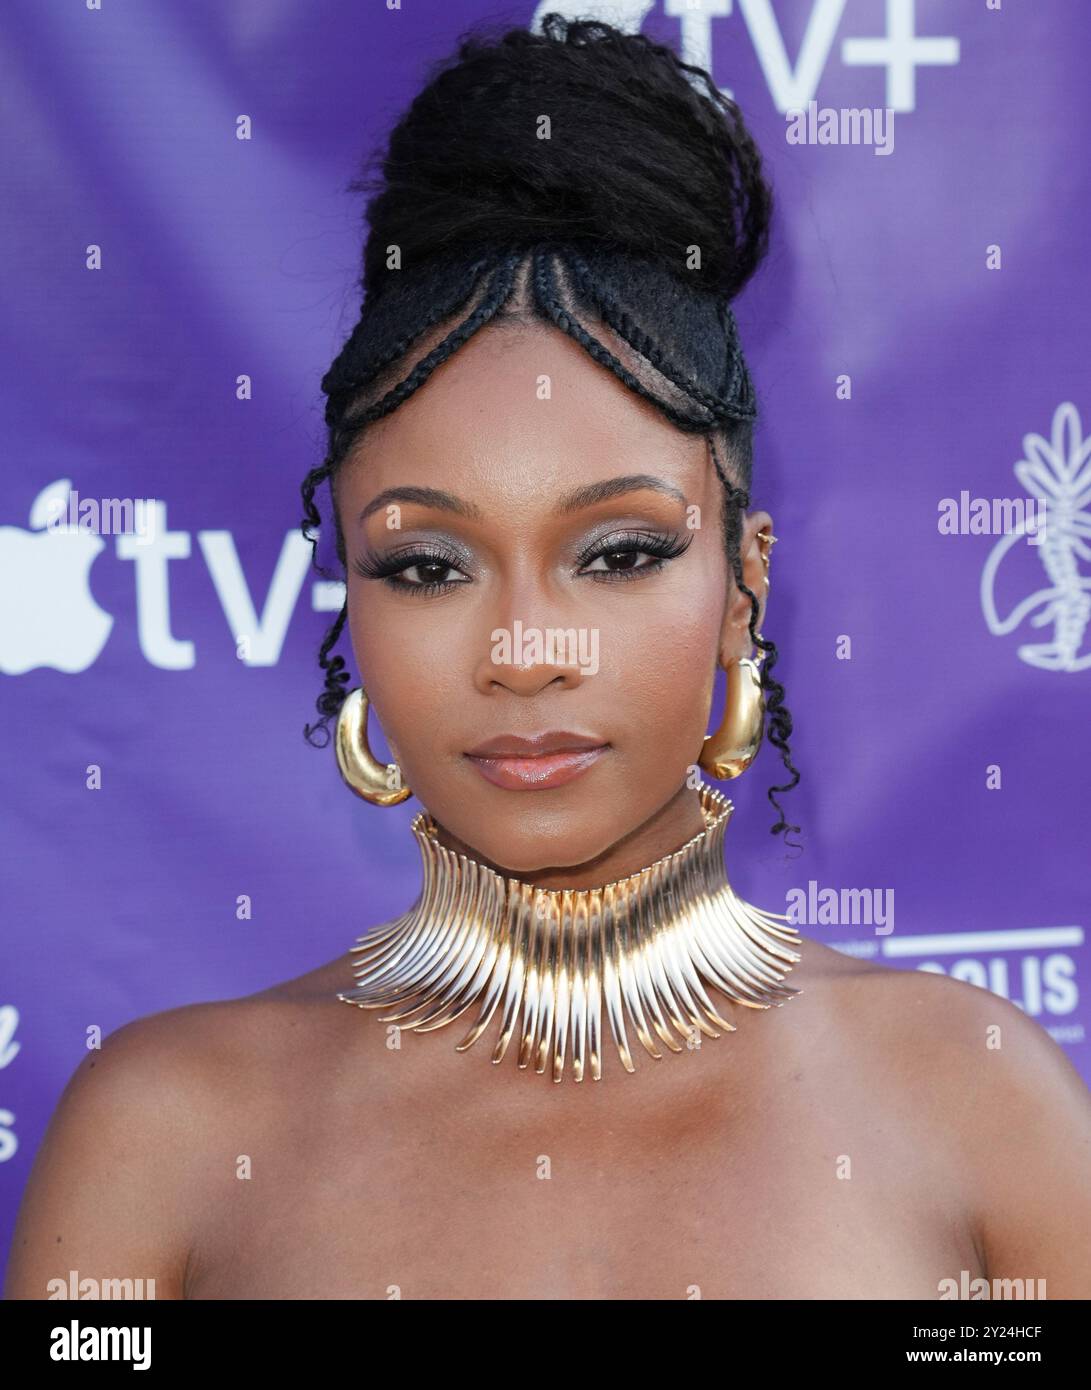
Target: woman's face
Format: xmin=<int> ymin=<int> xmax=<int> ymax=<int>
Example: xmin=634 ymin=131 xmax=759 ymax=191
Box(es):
xmin=334 ymin=322 xmax=772 ymax=880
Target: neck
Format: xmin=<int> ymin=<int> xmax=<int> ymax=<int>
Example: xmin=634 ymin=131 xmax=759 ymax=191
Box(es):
xmin=338 ymin=781 xmax=804 ymax=1083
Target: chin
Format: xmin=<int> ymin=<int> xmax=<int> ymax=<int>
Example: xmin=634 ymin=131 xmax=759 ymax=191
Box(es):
xmin=422 ymin=786 xmax=635 ymax=879
xmin=474 ymin=826 xmax=610 ymax=878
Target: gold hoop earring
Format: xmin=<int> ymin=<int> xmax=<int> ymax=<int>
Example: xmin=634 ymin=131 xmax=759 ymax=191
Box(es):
xmin=698 ymin=647 xmax=766 ymax=780
xmin=335 ymin=687 xmax=411 ymax=806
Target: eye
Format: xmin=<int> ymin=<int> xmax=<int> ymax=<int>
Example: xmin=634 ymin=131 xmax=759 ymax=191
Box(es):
xmin=576 ymin=529 xmax=691 ymax=581
xmin=397 ymin=560 xmax=467 ymax=587
xmin=352 ymin=546 xmax=471 ymax=595
xmin=352 ymin=529 xmax=692 ymax=594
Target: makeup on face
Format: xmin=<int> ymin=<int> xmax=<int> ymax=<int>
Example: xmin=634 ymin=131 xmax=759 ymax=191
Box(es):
xmin=462 ymin=731 xmax=609 ymax=791
xmin=347 ymin=473 xmax=702 ymax=796
xmin=351 ymin=475 xmax=694 ymax=596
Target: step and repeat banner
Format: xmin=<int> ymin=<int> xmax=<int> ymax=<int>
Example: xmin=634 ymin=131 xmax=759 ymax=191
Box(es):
xmin=2 ymin=1 xmax=1089 ymax=1278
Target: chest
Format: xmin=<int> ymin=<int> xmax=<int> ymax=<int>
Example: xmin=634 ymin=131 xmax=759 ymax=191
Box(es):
xmin=187 ymin=1069 xmax=979 ymax=1299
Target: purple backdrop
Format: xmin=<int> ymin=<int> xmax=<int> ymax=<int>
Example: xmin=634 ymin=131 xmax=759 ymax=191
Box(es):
xmin=3 ymin=0 xmax=1089 ymax=1284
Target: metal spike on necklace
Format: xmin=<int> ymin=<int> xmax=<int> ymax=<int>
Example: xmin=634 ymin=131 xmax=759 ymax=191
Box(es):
xmin=337 ymin=783 xmax=803 ymax=1082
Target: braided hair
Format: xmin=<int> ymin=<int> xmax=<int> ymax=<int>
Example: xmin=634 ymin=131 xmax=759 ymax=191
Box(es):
xmin=301 ymin=13 xmax=801 ymax=844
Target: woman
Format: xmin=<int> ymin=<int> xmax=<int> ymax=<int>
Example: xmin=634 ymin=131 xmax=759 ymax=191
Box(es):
xmin=6 ymin=15 xmax=1090 ymax=1301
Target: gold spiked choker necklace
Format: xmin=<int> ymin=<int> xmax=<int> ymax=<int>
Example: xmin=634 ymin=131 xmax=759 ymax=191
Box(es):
xmin=337 ymin=783 xmax=803 ymax=1083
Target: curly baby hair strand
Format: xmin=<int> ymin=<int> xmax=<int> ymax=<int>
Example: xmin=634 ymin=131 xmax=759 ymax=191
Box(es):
xmin=301 ymin=597 xmax=350 ymax=748
xmin=301 ymin=12 xmax=802 ymax=841
xmin=707 ymin=440 xmax=802 ymax=850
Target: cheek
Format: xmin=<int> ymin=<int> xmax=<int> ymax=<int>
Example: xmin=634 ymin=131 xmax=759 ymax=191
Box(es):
xmin=589 ymin=545 xmax=725 ymax=719
xmin=605 ymin=604 xmax=720 ymax=739
xmin=344 ymin=591 xmax=464 ymax=745
xmin=345 ymin=561 xmax=725 ymax=758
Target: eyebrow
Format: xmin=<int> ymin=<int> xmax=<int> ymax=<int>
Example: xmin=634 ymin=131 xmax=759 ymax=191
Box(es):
xmin=357 ymin=474 xmax=685 ymax=525
xmin=358 ymin=486 xmax=484 ymax=524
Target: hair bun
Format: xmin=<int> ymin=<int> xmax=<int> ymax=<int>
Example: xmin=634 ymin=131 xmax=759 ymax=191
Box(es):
xmin=357 ymin=13 xmax=773 ymax=303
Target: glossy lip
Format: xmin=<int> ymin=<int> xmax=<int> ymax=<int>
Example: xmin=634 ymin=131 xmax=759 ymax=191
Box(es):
xmin=465 ymin=731 xmax=606 ymax=757
xmin=463 ymin=731 xmax=609 ymax=791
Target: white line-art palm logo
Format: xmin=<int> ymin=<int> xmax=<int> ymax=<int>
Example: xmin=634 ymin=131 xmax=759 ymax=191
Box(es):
xmin=981 ymin=402 xmax=1091 ymax=672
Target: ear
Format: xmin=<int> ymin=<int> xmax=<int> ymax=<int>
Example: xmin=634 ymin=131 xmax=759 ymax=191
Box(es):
xmin=716 ymin=509 xmax=774 ymax=665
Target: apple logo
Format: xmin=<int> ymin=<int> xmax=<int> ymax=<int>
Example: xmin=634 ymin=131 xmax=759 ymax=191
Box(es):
xmin=0 ymin=479 xmax=114 ymax=674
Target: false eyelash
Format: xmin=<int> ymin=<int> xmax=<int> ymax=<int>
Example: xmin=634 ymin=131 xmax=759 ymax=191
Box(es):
xmin=352 ymin=529 xmax=693 ymax=597
xmin=575 ymin=529 xmax=692 ymax=581
xmin=351 ymin=544 xmax=469 ymax=596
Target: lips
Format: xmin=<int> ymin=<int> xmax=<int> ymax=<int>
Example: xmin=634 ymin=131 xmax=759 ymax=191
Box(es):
xmin=464 ymin=731 xmax=609 ymax=791
xmin=465 ymin=731 xmax=606 ymax=758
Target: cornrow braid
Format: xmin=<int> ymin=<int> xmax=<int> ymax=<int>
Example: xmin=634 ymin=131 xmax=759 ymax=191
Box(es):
xmin=301 ymin=13 xmax=802 ymax=842
xmin=530 ymin=243 xmax=750 ymax=432
xmin=562 ymin=248 xmax=755 ymax=423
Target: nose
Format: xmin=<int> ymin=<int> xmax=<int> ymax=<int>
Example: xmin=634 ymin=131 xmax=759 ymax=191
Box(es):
xmin=472 ymin=615 xmax=593 ymax=697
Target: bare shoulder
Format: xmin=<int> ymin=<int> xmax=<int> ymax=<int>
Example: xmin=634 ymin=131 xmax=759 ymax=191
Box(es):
xmin=819 ymin=946 xmax=1083 ymax=1075
xmin=2 ymin=1003 xmax=218 ymax=1299
xmin=797 ymin=938 xmax=1088 ymax=1099
xmin=796 ymin=942 xmax=1091 ymax=1294
xmin=901 ymin=967 xmax=1091 ymax=1295
xmin=2 ymin=958 xmax=357 ymax=1301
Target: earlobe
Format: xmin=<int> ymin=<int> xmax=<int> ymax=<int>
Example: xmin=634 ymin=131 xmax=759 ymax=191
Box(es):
xmin=719 ymin=522 xmax=776 ymax=665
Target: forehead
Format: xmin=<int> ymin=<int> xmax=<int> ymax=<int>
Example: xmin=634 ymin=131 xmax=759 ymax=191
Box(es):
xmin=338 ymin=323 xmax=711 ymax=514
